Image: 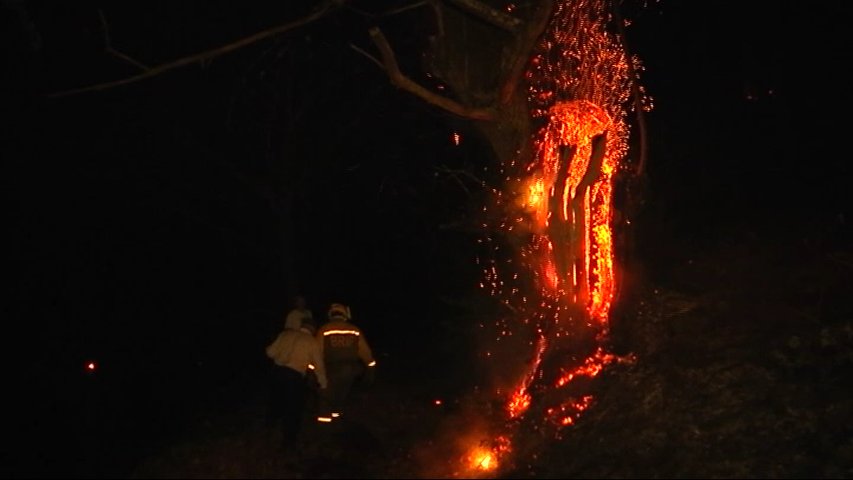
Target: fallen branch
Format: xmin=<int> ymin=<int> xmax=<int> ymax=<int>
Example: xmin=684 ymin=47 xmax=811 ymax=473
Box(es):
xmin=368 ymin=27 xmax=495 ymax=120
xmin=47 ymin=3 xmax=336 ymax=98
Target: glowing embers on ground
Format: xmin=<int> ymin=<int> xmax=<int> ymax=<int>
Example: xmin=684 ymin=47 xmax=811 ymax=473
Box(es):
xmin=464 ymin=435 xmax=512 ymax=476
xmin=508 ymin=334 xmax=547 ymax=419
xmin=555 ymin=346 xmax=615 ymax=387
xmin=548 ymin=395 xmax=594 ymax=426
xmin=548 ymin=347 xmax=636 ymax=427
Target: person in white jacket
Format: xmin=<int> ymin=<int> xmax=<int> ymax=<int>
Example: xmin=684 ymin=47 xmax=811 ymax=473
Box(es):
xmin=265 ymin=320 xmax=327 ymax=450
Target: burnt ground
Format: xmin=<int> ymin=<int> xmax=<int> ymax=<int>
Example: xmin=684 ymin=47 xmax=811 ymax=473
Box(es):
xmin=125 ymin=216 xmax=853 ymax=479
xmin=514 ymin=216 xmax=853 ymax=478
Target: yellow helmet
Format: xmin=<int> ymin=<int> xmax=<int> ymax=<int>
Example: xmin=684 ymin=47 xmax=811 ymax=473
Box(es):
xmin=328 ymin=303 xmax=351 ymax=320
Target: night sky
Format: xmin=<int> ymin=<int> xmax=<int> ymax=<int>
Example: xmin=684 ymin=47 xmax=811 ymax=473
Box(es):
xmin=4 ymin=0 xmax=851 ymax=477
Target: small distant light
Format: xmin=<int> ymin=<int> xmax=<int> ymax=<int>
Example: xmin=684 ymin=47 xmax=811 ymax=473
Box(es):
xmin=452 ymin=132 xmax=461 ymax=146
xmin=86 ymin=362 xmax=96 ymax=371
xmin=434 ymin=399 xmax=443 ymax=406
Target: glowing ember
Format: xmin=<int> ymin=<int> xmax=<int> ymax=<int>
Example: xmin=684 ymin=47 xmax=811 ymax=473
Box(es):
xmin=555 ymin=347 xmax=614 ymax=387
xmin=507 ymin=390 xmax=531 ymax=419
xmin=551 ymin=395 xmax=594 ymax=426
xmin=471 ymin=448 xmax=497 ymax=471
xmin=464 ymin=435 xmax=512 ymax=475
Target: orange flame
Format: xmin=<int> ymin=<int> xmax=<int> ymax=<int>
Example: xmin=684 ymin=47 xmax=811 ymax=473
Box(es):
xmin=464 ymin=435 xmax=512 ymax=476
xmin=471 ymin=448 xmax=496 ymax=471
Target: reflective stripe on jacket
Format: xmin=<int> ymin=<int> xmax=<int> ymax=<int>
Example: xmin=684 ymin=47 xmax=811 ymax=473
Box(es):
xmin=317 ymin=319 xmax=375 ymax=367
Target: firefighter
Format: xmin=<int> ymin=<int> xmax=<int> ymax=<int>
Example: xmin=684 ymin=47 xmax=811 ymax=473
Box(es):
xmin=315 ymin=303 xmax=376 ymax=423
xmin=266 ymin=319 xmax=327 ymax=450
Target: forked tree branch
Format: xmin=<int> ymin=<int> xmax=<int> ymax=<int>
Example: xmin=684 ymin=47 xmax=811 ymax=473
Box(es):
xmin=98 ymin=9 xmax=149 ymax=71
xmin=47 ymin=3 xmax=336 ymax=98
xmin=499 ymin=0 xmax=554 ymax=104
xmin=368 ymin=27 xmax=495 ymax=120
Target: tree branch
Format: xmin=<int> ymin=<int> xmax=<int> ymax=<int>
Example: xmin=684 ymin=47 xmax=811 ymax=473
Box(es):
xmin=98 ymin=9 xmax=149 ymax=71
xmin=349 ymin=43 xmax=384 ymax=70
xmin=382 ymin=1 xmax=429 ymax=17
xmin=47 ymin=3 xmax=336 ymax=98
xmin=368 ymin=27 xmax=495 ymax=120
xmin=433 ymin=163 xmax=486 ymax=194
xmin=499 ymin=1 xmax=554 ymax=104
xmin=444 ymin=0 xmax=522 ymax=32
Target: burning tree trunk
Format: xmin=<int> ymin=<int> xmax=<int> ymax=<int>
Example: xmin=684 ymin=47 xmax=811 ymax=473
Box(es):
xmin=370 ymin=0 xmax=647 ymax=468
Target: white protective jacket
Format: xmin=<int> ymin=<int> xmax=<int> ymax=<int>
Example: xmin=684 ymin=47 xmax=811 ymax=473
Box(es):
xmin=266 ymin=327 xmax=328 ymax=389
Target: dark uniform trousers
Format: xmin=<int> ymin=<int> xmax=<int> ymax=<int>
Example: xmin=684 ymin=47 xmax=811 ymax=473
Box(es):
xmin=269 ymin=366 xmax=308 ymax=445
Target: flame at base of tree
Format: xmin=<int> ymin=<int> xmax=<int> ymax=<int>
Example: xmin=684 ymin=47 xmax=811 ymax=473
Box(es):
xmin=461 ymin=0 xmax=648 ymax=475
